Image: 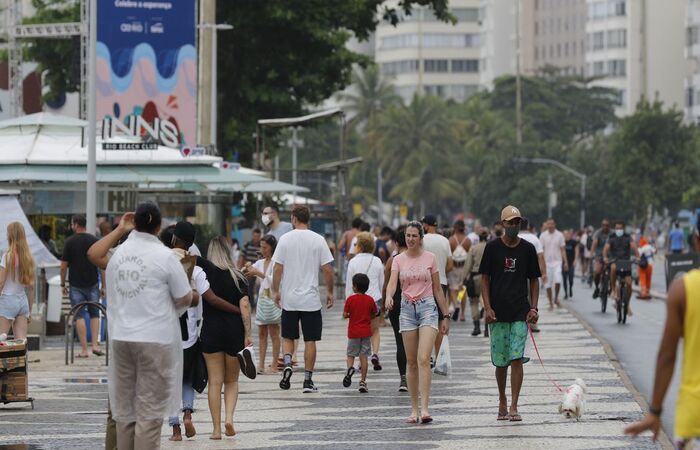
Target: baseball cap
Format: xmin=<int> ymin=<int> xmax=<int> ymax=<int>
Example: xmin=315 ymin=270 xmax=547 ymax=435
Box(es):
xmin=421 ymin=214 xmax=438 ymax=227
xmin=500 ymin=205 xmax=522 ymax=222
xmin=173 ymin=221 xmax=196 ymax=247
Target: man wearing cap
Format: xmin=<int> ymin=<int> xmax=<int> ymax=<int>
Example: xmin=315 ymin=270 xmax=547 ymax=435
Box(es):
xmin=479 ymin=205 xmax=541 ymax=422
xmin=421 ymin=215 xmax=453 ymax=361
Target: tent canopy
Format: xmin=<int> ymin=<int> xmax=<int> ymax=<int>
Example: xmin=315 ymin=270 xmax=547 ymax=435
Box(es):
xmin=0 ymin=193 xmax=60 ymax=268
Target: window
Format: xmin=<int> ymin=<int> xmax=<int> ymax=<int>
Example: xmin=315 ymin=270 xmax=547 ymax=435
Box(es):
xmin=535 ymin=46 xmax=539 ymax=60
xmin=380 ymin=34 xmax=418 ymax=49
xmin=425 ymin=85 xmax=446 ymax=97
xmin=688 ymin=26 xmax=700 ymax=46
xmin=588 ymin=1 xmax=607 ymax=20
xmin=608 ymin=59 xmax=626 ymax=77
xmin=610 ymin=0 xmax=626 ymax=17
xmin=687 ymin=87 xmax=695 ymax=108
xmin=591 ymin=61 xmax=605 ymax=76
xmin=614 ymin=89 xmax=626 ymax=106
xmin=535 ymin=21 xmax=539 ymax=36
xmin=564 ymin=42 xmax=569 ymax=57
xmin=451 ymin=59 xmax=479 ymax=72
xmin=607 ymin=29 xmax=626 ymax=48
xmin=589 ymin=31 xmax=605 ymax=51
xmin=557 ymin=43 xmax=561 ymax=57
xmin=424 ymin=59 xmax=448 ymax=72
xmin=381 ymin=60 xmax=419 ymax=75
xmin=452 ymin=8 xmax=480 ymax=22
xmin=449 ymin=85 xmax=479 ymax=102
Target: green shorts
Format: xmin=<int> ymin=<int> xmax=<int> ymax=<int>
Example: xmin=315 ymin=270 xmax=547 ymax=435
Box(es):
xmin=489 ymin=321 xmax=530 ymax=368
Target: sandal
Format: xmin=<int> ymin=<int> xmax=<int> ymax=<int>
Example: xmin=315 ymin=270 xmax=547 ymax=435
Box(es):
xmin=497 ymin=410 xmax=509 ymax=421
xmin=92 ymin=349 xmax=104 ymax=356
xmin=76 ymin=354 xmax=89 ymax=358
xmin=420 ymin=415 xmax=433 ymax=424
xmin=405 ymin=416 xmax=419 ymax=424
xmin=509 ymin=413 xmax=522 ymax=422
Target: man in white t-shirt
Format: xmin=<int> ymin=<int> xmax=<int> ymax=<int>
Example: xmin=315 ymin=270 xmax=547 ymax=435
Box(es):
xmin=105 ymin=202 xmax=192 ymax=450
xmin=539 ymin=218 xmax=568 ymax=309
xmin=421 ymin=214 xmax=453 ymax=359
xmin=467 ymin=224 xmax=481 ymax=248
xmin=272 ymin=205 xmax=334 ymax=393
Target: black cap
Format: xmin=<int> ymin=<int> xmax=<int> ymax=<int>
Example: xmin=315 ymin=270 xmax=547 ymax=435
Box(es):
xmin=173 ymin=221 xmax=196 ymax=247
xmin=421 ymin=215 xmax=438 ymax=227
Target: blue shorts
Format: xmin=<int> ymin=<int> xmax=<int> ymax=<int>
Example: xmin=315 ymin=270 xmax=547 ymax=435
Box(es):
xmin=69 ymin=285 xmax=100 ymax=319
xmin=399 ymin=297 xmax=439 ymax=333
xmin=0 ymin=292 xmax=29 ymax=320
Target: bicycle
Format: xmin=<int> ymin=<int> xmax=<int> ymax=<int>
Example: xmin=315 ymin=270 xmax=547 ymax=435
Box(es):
xmin=609 ymin=259 xmax=635 ymax=325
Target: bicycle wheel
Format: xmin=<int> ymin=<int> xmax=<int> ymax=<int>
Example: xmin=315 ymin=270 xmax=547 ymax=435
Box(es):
xmin=617 ymin=285 xmax=624 ymax=324
xmin=600 ymin=274 xmax=608 ymax=313
xmin=622 ymin=285 xmax=629 ymax=324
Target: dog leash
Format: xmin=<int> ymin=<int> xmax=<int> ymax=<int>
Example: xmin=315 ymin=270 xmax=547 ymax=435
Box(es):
xmin=527 ymin=323 xmax=564 ymax=393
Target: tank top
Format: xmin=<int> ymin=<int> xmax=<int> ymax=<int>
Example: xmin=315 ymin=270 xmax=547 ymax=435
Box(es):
xmin=677 ymin=269 xmax=700 ymax=438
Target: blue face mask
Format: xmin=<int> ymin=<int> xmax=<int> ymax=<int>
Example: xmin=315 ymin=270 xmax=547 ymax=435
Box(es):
xmin=615 ymin=229 xmax=624 ymax=237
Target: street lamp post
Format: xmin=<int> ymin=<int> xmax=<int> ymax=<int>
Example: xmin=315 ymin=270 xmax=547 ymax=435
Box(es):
xmin=199 ymin=23 xmax=233 ymax=148
xmin=513 ymin=157 xmax=587 ymax=229
xmin=86 ymin=0 xmax=97 ymax=234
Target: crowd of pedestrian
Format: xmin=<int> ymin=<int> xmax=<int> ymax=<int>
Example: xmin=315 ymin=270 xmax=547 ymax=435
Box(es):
xmin=3 ymin=202 xmax=697 ymax=449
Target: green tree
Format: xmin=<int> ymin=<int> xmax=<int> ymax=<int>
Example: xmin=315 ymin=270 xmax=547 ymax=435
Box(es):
xmin=607 ymin=98 xmax=700 ymax=220
xmin=23 ymin=0 xmax=80 ymax=104
xmin=337 ymin=65 xmax=401 ymax=131
xmin=217 ymin=0 xmax=451 ymax=164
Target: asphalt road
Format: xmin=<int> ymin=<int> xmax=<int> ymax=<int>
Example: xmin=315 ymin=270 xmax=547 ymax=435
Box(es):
xmin=563 ymin=259 xmax=681 ymax=438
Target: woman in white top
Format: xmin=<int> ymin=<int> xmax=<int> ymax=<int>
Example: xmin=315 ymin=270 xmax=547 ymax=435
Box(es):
xmin=244 ymin=234 xmax=282 ymax=374
xmin=0 ymin=222 xmax=35 ymax=340
xmin=345 ymin=232 xmax=385 ymax=371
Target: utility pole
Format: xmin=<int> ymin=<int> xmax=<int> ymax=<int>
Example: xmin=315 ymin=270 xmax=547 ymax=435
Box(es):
xmin=377 ymin=167 xmax=384 ymax=225
xmin=86 ymin=0 xmax=97 ymax=234
xmin=198 ymin=23 xmax=233 ymax=150
xmin=515 ymin=0 xmax=523 ymax=146
xmin=286 ymin=127 xmax=303 ymax=204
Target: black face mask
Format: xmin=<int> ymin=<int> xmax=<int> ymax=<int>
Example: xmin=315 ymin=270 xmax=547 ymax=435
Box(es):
xmin=504 ymin=226 xmax=519 ymax=238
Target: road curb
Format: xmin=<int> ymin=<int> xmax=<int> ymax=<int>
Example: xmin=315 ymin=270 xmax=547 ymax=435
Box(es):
xmin=565 ymin=304 xmax=673 ymax=450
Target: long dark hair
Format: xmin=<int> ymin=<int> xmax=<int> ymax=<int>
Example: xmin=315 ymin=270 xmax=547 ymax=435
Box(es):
xmin=261 ymin=234 xmax=277 ymax=254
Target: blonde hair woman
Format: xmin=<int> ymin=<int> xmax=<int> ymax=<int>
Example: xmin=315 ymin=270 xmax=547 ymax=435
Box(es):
xmin=345 ymin=231 xmax=384 ymax=371
xmin=198 ymin=237 xmax=252 ymax=440
xmin=0 ymin=222 xmax=35 ymax=340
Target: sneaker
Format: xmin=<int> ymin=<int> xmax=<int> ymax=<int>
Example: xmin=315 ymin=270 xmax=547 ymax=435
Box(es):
xmin=302 ymin=379 xmax=318 ymax=393
xmin=371 ymin=354 xmax=382 ymax=371
xmin=279 ymin=366 xmax=292 ymax=390
xmin=237 ymin=347 xmax=257 ymax=380
xmin=358 ymin=380 xmax=368 ymax=393
xmin=398 ymin=377 xmax=408 ymax=392
xmin=342 ymin=367 xmax=355 ymax=388
xmin=592 ymin=287 xmax=599 ymax=299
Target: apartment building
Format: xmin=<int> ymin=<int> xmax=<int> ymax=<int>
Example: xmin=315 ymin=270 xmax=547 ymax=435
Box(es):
xmin=374 ymin=0 xmax=482 ymax=102
xmin=686 ymin=0 xmax=700 ymax=123
xmin=585 ymin=0 xmax=685 ymax=115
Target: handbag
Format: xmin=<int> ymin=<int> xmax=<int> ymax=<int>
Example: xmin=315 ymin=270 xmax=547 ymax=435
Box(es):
xmin=190 ymin=340 xmax=208 ymax=393
xmin=465 ymin=273 xmax=477 ymax=298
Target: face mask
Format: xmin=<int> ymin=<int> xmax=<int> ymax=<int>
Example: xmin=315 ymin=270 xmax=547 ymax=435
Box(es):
xmin=495 ymin=230 xmax=504 ymax=237
xmin=261 ymin=214 xmax=271 ymax=226
xmin=505 ymin=227 xmax=519 ymax=238
xmin=615 ymin=229 xmax=624 ymax=237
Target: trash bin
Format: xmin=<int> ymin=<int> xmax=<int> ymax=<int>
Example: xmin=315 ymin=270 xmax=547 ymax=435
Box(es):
xmin=46 ymin=276 xmax=62 ymax=323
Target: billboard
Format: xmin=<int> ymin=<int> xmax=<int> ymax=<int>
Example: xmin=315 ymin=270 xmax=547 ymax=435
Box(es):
xmin=97 ymin=1 xmax=197 ymax=147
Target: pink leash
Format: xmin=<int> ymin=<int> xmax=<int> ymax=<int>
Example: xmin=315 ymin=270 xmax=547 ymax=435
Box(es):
xmin=527 ymin=323 xmax=564 ymax=393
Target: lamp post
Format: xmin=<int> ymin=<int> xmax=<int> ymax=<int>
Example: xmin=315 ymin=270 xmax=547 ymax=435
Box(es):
xmin=513 ymin=157 xmax=587 ymax=229
xmin=86 ymin=0 xmax=97 ymax=234
xmin=199 ymin=23 xmax=233 ymax=148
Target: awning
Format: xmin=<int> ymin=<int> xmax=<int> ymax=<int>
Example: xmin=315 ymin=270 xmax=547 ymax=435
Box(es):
xmin=0 ymin=194 xmax=60 ymax=268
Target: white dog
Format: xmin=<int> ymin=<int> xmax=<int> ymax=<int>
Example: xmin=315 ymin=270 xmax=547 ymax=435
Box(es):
xmin=558 ymin=378 xmax=587 ymax=420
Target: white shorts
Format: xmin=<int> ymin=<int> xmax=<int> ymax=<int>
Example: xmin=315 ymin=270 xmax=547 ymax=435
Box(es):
xmin=545 ymin=265 xmax=563 ymax=288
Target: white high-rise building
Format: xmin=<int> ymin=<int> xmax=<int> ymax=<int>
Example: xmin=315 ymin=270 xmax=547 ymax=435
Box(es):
xmin=585 ymin=0 xmax=685 ymax=115
xmin=685 ymin=0 xmax=700 ymax=123
xmin=374 ymin=0 xmax=482 ymax=102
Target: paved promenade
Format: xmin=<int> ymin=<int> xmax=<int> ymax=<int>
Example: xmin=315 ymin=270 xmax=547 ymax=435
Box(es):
xmin=0 ymin=299 xmax=665 ymax=449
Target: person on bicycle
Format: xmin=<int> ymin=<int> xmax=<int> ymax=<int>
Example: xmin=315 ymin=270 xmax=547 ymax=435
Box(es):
xmin=590 ymin=219 xmax=611 ymax=298
xmin=603 ymin=220 xmax=639 ymax=315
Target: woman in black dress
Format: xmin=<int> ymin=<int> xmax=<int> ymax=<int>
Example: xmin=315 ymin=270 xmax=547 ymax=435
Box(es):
xmin=382 ymin=225 xmax=408 ymax=392
xmin=198 ymin=237 xmax=252 ymax=440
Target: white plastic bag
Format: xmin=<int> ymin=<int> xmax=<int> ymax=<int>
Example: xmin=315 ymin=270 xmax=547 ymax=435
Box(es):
xmin=433 ymin=335 xmax=452 ymax=378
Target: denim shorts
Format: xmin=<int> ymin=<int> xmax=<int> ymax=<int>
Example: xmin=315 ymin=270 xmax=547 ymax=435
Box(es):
xmin=69 ymin=285 xmax=100 ymax=318
xmin=399 ymin=297 xmax=439 ymax=333
xmin=0 ymin=292 xmax=30 ymax=320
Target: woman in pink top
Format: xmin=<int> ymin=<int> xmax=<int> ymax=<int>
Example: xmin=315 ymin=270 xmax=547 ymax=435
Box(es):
xmin=386 ymin=221 xmax=450 ymax=424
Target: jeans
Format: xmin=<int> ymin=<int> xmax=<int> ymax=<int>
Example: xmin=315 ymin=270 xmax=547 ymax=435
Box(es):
xmin=398 ymin=297 xmax=439 ymax=333
xmin=69 ymin=285 xmax=100 ymax=318
xmin=168 ymin=380 xmax=195 ymax=426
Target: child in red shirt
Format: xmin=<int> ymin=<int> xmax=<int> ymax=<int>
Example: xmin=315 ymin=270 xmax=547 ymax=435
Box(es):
xmin=343 ymin=273 xmax=377 ymax=393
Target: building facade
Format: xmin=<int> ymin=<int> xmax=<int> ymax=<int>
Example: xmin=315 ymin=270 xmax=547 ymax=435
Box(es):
xmin=585 ymin=0 xmax=685 ymax=115
xmin=686 ymin=0 xmax=700 ymax=123
xmin=374 ymin=0 xmax=482 ymax=102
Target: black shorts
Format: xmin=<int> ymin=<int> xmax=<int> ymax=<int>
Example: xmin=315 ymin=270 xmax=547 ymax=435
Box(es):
xmin=281 ymin=309 xmax=322 ymax=342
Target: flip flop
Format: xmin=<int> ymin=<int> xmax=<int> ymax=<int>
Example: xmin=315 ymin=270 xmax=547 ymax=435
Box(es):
xmin=497 ymin=410 xmax=509 ymax=421
xmin=76 ymin=354 xmax=89 ymax=359
xmin=92 ymin=349 xmax=104 ymax=356
xmin=509 ymin=413 xmax=522 ymax=422
xmin=420 ymin=415 xmax=433 ymax=424
xmin=405 ymin=416 xmax=419 ymax=424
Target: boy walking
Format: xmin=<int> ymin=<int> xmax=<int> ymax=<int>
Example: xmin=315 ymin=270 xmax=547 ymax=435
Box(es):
xmin=342 ymin=274 xmax=377 ymax=393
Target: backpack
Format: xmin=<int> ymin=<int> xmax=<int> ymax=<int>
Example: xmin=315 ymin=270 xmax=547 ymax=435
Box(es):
xmin=585 ymin=234 xmax=593 ymax=251
xmin=452 ymin=237 xmax=468 ymax=266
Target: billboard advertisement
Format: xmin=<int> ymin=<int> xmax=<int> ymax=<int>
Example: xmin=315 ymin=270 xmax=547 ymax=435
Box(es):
xmin=97 ymin=1 xmax=197 ymax=147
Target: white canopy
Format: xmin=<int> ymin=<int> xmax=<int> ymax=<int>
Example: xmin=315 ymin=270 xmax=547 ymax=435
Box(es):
xmin=0 ymin=112 xmax=220 ymax=166
xmin=0 ymin=192 xmax=60 ymax=268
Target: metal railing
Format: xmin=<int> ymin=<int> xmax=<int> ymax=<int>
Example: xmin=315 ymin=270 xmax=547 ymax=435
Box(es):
xmin=64 ymin=302 xmax=108 ymax=366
